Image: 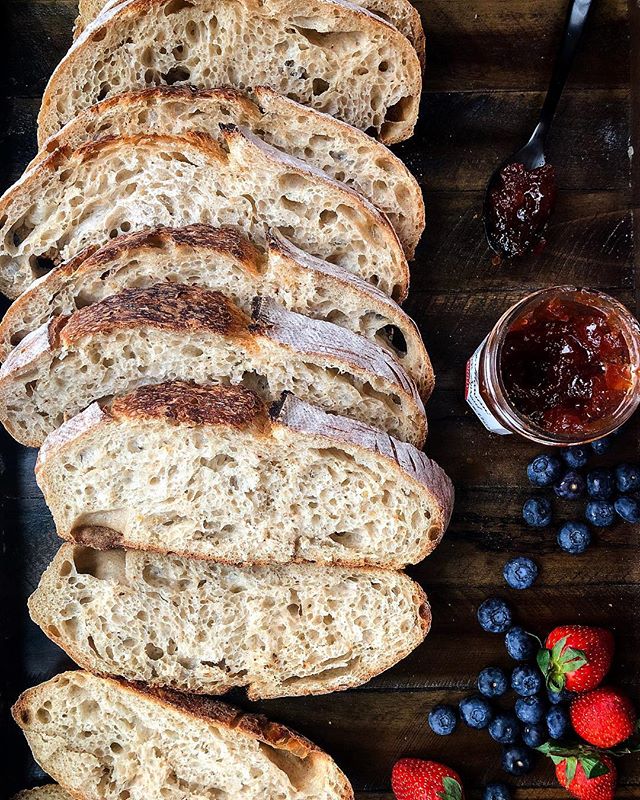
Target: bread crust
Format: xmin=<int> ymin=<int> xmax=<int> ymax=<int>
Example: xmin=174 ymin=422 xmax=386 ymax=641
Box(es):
xmin=38 ymin=0 xmax=421 ymax=145
xmin=13 ymin=671 xmax=354 ymax=800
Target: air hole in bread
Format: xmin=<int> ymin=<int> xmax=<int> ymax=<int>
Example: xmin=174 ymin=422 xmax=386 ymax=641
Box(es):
xmin=312 ymin=78 xmax=329 ymax=96
xmin=162 ymin=66 xmax=191 ymax=85
xmin=379 ymin=60 xmax=389 ymax=72
xmin=380 ymin=324 xmax=408 ymax=356
xmin=383 ymin=96 xmax=413 ymax=125
xmin=163 ymin=0 xmax=195 ymax=14
xmin=97 ymin=83 xmax=111 ymax=102
xmin=29 ymin=252 xmax=58 ymax=278
xmin=145 ymin=643 xmax=164 ymax=660
xmin=91 ymin=27 xmax=107 ymax=43
xmin=257 ymin=742 xmax=311 ymax=791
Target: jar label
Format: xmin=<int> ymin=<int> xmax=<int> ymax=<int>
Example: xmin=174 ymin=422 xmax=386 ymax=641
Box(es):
xmin=465 ymin=338 xmax=512 ymax=435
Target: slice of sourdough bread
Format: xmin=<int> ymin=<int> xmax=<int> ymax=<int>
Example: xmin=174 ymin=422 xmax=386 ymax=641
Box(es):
xmin=0 ymin=284 xmax=426 ymax=447
xmin=0 ymin=225 xmax=432 ymax=397
xmin=31 ymin=544 xmax=430 ymax=699
xmin=13 ymin=789 xmax=70 ymax=800
xmin=38 ymin=0 xmax=421 ymax=145
xmin=0 ymin=128 xmax=407 ymax=301
xmin=35 ymin=383 xmax=453 ymax=568
xmin=74 ymin=0 xmax=426 ymax=67
xmin=32 ymin=87 xmax=424 ymax=257
xmin=13 ymin=671 xmax=353 ymax=800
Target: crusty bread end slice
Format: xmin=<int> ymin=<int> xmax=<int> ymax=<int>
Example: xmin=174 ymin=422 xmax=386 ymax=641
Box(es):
xmin=0 ymin=283 xmax=426 ymax=447
xmin=38 ymin=0 xmax=421 ymax=145
xmin=0 ymin=128 xmax=407 ymax=301
xmin=13 ymin=670 xmax=354 ymax=800
xmin=30 ymin=543 xmax=430 ymax=699
xmin=0 ymin=225 xmax=433 ymax=397
xmin=35 ymin=383 xmax=453 ymax=568
xmin=32 ymin=86 xmax=425 ymax=257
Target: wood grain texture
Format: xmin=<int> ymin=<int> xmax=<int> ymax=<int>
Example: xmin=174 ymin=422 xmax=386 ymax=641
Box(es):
xmin=0 ymin=0 xmax=639 ymax=797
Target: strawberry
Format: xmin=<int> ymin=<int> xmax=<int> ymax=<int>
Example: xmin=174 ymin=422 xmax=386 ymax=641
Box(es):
xmin=538 ymin=626 xmax=614 ymax=693
xmin=571 ymin=687 xmax=637 ymax=747
xmin=392 ymin=758 xmax=464 ymax=800
xmin=555 ymin=754 xmax=617 ymax=800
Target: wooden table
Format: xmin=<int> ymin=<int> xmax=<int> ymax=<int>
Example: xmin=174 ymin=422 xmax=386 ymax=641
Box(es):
xmin=0 ymin=0 xmax=639 ymax=797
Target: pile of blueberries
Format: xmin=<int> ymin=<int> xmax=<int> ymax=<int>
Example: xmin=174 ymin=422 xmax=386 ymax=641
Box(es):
xmin=523 ymin=435 xmax=640 ymax=553
xmin=427 ymin=559 xmax=569 ymax=800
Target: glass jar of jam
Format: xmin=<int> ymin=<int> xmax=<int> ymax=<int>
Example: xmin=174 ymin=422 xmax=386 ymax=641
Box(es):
xmin=466 ymin=286 xmax=640 ymax=445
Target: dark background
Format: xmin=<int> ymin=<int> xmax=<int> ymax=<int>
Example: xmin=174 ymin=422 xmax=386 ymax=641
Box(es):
xmin=0 ymin=0 xmax=639 ymax=797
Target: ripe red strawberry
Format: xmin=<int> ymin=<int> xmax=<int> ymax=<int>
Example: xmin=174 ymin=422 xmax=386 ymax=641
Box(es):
xmin=538 ymin=626 xmax=614 ymax=693
xmin=571 ymin=687 xmax=637 ymax=747
xmin=555 ymin=754 xmax=617 ymax=800
xmin=392 ymin=758 xmax=464 ymax=800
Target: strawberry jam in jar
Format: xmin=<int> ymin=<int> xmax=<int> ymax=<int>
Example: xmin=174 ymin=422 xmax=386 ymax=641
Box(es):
xmin=466 ymin=287 xmax=640 ymax=445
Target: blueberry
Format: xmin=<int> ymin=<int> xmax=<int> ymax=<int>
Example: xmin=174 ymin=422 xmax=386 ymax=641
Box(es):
xmin=554 ymin=470 xmax=585 ymax=501
xmin=515 ymin=696 xmax=546 ymax=724
xmin=502 ymin=745 xmax=534 ymax=776
xmin=503 ymin=557 xmax=538 ymax=590
xmin=522 ymin=722 xmax=547 ymax=748
xmin=557 ymin=521 xmax=592 ymax=554
xmin=478 ymin=666 xmax=509 ymax=698
xmin=477 ymin=598 xmax=512 ymax=634
xmin=586 ymin=468 xmax=615 ymax=500
xmin=562 ymin=446 xmax=590 ymax=469
xmin=585 ymin=500 xmax=615 ymax=527
xmin=428 ymin=704 xmax=457 ymax=736
xmin=511 ymin=665 xmax=543 ymax=697
xmin=489 ymin=712 xmax=520 ymax=744
xmin=527 ymin=454 xmax=562 ymax=487
xmin=546 ymin=705 xmax=571 ymax=740
xmin=548 ymin=688 xmax=572 ymax=705
xmin=591 ymin=436 xmax=613 ymax=455
xmin=522 ymin=497 xmax=552 ymax=528
xmin=459 ymin=694 xmax=493 ymax=729
xmin=482 ymin=784 xmax=511 ymax=800
xmin=615 ymin=463 xmax=640 ymax=493
xmin=505 ymin=626 xmax=537 ymax=661
xmin=614 ymin=495 xmax=640 ymax=523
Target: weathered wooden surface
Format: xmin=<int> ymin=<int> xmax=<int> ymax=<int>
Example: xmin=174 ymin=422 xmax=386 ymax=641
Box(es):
xmin=0 ymin=0 xmax=639 ymax=797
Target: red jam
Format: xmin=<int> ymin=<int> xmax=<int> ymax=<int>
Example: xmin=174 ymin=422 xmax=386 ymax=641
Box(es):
xmin=487 ymin=162 xmax=557 ymax=259
xmin=500 ymin=293 xmax=633 ymax=435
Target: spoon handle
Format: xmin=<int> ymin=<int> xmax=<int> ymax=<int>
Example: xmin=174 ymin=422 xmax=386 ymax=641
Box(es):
xmin=535 ymin=0 xmax=595 ymax=142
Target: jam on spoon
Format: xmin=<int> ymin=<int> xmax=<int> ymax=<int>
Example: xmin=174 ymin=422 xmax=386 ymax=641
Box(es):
xmin=486 ymin=162 xmax=557 ymax=260
xmin=500 ymin=292 xmax=633 ymax=436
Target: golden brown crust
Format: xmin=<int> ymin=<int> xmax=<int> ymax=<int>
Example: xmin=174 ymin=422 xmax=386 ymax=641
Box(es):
xmin=110 ymin=380 xmax=268 ymax=428
xmin=57 ymin=284 xmax=250 ymax=345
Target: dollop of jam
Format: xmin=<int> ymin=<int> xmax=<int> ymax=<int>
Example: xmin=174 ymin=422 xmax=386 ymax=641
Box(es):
xmin=487 ymin=162 xmax=557 ymax=260
xmin=500 ymin=294 xmax=633 ymax=435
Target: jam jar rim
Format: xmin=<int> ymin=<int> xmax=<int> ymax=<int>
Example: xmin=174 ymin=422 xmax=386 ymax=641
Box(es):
xmin=484 ymin=285 xmax=640 ymax=445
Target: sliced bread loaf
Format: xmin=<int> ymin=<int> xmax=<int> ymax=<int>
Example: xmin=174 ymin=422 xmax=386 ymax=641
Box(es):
xmin=36 ymin=382 xmax=453 ymax=567
xmin=75 ymin=0 xmax=425 ymax=66
xmin=0 ymin=225 xmax=432 ymax=397
xmin=13 ymin=671 xmax=353 ymax=800
xmin=38 ymin=0 xmax=421 ymax=145
xmin=0 ymin=128 xmax=407 ymax=301
xmin=0 ymin=284 xmax=426 ymax=447
xmin=35 ymin=383 xmax=453 ymax=568
xmin=31 ymin=543 xmax=430 ymax=698
xmin=33 ymin=86 xmax=424 ymax=257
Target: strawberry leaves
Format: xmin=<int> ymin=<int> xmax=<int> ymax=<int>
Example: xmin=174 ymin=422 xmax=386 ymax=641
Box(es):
xmin=538 ymin=742 xmax=611 ymax=780
xmin=538 ymin=635 xmax=588 ymax=693
xmin=437 ymin=777 xmax=463 ymax=800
